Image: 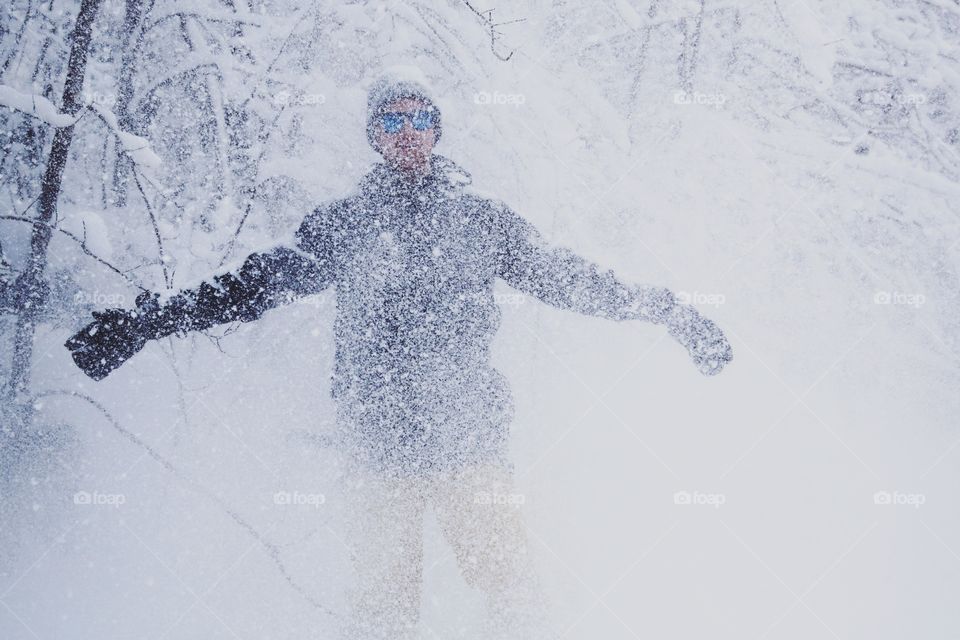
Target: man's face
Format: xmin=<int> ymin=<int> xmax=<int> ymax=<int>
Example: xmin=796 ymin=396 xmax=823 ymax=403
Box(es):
xmin=374 ymin=97 xmax=437 ymax=174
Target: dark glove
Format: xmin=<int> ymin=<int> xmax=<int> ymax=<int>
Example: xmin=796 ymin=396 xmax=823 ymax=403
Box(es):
xmin=64 ymin=291 xmax=160 ymax=381
xmin=666 ymin=304 xmax=733 ymax=376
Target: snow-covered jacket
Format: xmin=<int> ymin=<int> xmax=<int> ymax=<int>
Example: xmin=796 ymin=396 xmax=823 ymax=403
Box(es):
xmin=157 ymin=155 xmax=677 ymax=472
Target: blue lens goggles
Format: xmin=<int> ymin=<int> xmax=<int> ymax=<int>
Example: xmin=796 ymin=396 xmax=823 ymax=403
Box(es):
xmin=381 ymin=109 xmax=435 ymax=134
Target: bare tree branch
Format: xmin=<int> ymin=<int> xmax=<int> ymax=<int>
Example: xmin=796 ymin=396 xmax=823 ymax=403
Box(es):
xmin=461 ymin=1 xmax=525 ymax=61
xmin=0 ymin=214 xmax=150 ymax=292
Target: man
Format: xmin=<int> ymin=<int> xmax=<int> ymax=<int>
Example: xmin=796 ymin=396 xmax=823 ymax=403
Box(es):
xmin=66 ymin=71 xmax=733 ymax=638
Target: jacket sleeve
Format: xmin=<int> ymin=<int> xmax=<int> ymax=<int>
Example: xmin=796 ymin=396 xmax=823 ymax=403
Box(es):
xmin=493 ymin=202 xmax=676 ymax=324
xmin=145 ymin=205 xmax=340 ymax=338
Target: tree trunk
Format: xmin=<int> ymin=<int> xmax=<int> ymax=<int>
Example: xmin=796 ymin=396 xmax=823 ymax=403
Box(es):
xmin=111 ymin=0 xmax=150 ymax=207
xmin=4 ymin=0 xmax=104 ymax=427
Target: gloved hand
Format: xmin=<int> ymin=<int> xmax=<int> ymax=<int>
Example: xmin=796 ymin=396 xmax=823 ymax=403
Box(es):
xmin=64 ymin=291 xmax=161 ymax=381
xmin=665 ymin=303 xmax=733 ymax=376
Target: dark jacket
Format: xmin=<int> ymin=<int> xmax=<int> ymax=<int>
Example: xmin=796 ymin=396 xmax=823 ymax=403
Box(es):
xmin=89 ymin=155 xmax=680 ymax=472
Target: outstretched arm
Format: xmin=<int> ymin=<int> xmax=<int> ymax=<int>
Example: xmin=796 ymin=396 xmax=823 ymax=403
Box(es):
xmin=493 ymin=203 xmax=733 ymax=375
xmin=494 ymin=203 xmax=675 ymax=323
xmin=66 ymin=205 xmax=340 ymax=380
xmin=146 ymin=246 xmax=329 ymax=335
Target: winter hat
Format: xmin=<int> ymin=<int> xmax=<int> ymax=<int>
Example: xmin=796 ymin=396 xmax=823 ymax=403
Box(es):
xmin=366 ymin=65 xmax=442 ymax=151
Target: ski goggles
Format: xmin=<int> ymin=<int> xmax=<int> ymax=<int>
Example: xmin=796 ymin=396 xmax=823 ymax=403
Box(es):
xmin=380 ymin=109 xmax=436 ymax=134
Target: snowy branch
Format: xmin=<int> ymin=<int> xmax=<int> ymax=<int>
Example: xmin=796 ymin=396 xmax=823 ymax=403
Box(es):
xmin=0 ymin=84 xmax=162 ymax=169
xmin=88 ymin=103 xmax=162 ymax=169
xmin=0 ymin=84 xmax=77 ymax=127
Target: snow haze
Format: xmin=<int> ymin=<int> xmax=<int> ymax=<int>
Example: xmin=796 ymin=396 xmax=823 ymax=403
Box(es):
xmin=1 ymin=1 xmax=959 ymax=639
